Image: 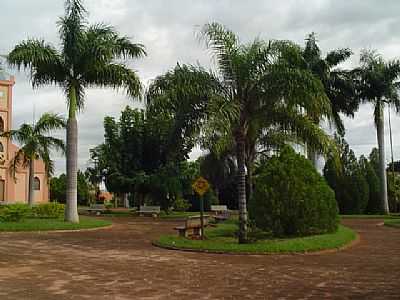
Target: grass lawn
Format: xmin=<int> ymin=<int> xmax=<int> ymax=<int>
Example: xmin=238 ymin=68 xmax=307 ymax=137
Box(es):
xmin=384 ymin=219 xmax=400 ymax=228
xmin=154 ymin=220 xmax=357 ymax=254
xmin=340 ymin=214 xmax=400 ymax=219
xmin=0 ymin=216 xmax=111 ymax=232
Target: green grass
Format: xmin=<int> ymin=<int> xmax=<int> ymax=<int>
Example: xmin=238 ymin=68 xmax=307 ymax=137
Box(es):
xmin=0 ymin=216 xmax=111 ymax=232
xmin=340 ymin=214 xmax=400 ymax=219
xmin=159 ymin=211 xmax=200 ymax=219
xmin=384 ymin=219 xmax=400 ymax=228
xmin=155 ymin=221 xmax=357 ymax=254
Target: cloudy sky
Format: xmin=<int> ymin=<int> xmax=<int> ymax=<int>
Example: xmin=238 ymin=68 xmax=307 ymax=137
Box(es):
xmin=1 ymin=0 xmax=400 ymax=174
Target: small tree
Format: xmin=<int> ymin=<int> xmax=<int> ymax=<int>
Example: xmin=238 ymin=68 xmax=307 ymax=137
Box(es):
xmin=1 ymin=113 xmax=65 ymax=206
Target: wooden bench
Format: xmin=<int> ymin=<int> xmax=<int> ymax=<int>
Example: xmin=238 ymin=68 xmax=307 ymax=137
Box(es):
xmin=87 ymin=204 xmax=107 ymax=215
xmin=211 ymin=205 xmax=229 ymax=222
xmin=174 ymin=215 xmax=210 ymax=238
xmin=139 ymin=205 xmax=161 ymax=217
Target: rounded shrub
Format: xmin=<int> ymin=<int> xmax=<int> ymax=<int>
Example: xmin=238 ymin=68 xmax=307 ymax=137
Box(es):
xmin=249 ymin=146 xmax=339 ymax=237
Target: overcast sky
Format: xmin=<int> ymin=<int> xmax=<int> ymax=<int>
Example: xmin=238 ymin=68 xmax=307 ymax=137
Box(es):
xmin=1 ymin=0 xmax=400 ymax=175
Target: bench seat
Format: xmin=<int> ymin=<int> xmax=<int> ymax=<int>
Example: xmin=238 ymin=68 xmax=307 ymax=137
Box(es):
xmin=174 ymin=215 xmax=210 ymax=238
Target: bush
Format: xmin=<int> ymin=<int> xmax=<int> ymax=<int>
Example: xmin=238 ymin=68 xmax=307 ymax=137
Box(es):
xmin=172 ymin=197 xmax=191 ymax=212
xmin=249 ymin=146 xmax=339 ymax=237
xmin=32 ymin=203 xmax=65 ymax=219
xmin=0 ymin=204 xmax=31 ymax=222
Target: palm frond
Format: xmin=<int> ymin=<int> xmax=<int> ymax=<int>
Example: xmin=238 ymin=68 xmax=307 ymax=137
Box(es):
xmin=84 ymin=63 xmax=142 ymax=99
xmin=34 ymin=113 xmax=66 ymax=134
xmin=200 ymin=22 xmax=238 ymax=82
xmin=7 ymin=39 xmax=66 ymax=88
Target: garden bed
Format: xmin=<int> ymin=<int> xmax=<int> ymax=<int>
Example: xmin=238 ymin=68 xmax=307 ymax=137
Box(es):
xmin=0 ymin=216 xmax=111 ymax=232
xmin=154 ymin=220 xmax=357 ymax=254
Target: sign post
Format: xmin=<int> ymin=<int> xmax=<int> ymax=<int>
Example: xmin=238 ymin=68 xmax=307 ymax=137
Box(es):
xmin=192 ymin=177 xmax=210 ymax=240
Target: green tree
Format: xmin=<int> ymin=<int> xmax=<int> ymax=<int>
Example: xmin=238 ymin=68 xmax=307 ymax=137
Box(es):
xmin=50 ymin=171 xmax=91 ymax=205
xmin=1 ymin=113 xmax=65 ymax=206
xmin=7 ymin=0 xmax=145 ymax=222
xmin=323 ymin=136 xmax=369 ymax=214
xmin=354 ymin=50 xmax=400 ymax=214
xmin=359 ymin=154 xmax=381 ymax=213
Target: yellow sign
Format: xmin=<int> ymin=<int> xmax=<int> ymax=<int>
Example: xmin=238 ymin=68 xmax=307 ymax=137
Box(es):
xmin=192 ymin=177 xmax=210 ymax=196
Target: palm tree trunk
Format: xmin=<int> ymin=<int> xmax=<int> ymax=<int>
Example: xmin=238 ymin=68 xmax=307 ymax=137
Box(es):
xmin=245 ymin=160 xmax=253 ymax=202
xmin=28 ymin=159 xmax=34 ymax=207
xmin=236 ymin=132 xmax=248 ymax=243
xmin=65 ymin=87 xmax=79 ymax=223
xmin=376 ymin=104 xmax=390 ymax=214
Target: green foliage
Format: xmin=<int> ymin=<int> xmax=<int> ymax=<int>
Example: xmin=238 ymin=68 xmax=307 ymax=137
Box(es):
xmin=0 ymin=204 xmax=31 ymax=222
xmin=387 ymin=172 xmax=400 ymax=212
xmin=32 ymin=203 xmax=65 ymax=219
xmin=171 ymin=197 xmax=191 ymax=212
xmin=361 ymin=154 xmax=381 ymax=213
xmin=250 ymin=146 xmax=339 ymax=237
xmin=324 ymin=136 xmax=369 ymax=214
xmin=50 ymin=171 xmax=91 ymax=205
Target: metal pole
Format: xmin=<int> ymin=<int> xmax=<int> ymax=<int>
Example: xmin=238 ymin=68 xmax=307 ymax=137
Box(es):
xmin=200 ymin=195 xmax=204 ymax=240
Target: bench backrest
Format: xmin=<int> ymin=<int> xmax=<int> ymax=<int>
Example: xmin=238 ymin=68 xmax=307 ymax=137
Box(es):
xmin=90 ymin=204 xmax=105 ymax=209
xmin=139 ymin=206 xmax=161 ymax=213
xmin=185 ymin=215 xmax=209 ymax=228
xmin=211 ymin=205 xmax=228 ymax=212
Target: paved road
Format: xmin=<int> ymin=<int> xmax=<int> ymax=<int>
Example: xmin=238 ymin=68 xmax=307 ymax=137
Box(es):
xmin=0 ymin=218 xmax=399 ymax=299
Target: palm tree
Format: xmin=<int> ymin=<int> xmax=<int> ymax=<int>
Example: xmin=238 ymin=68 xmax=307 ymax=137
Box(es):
xmin=147 ymin=23 xmax=334 ymax=243
xmin=7 ymin=0 xmax=145 ymax=222
xmin=1 ymin=113 xmax=66 ymax=206
xmin=302 ymin=33 xmax=358 ymax=166
xmin=354 ymin=50 xmax=400 ymax=214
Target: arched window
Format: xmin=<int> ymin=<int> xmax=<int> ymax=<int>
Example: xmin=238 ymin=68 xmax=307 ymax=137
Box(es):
xmin=0 ymin=142 xmax=4 ymax=152
xmin=0 ymin=117 xmax=4 ymax=133
xmin=33 ymin=177 xmax=40 ymax=191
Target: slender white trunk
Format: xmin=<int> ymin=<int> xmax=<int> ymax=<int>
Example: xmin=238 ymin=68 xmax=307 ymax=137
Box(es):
xmin=124 ymin=193 xmax=130 ymax=208
xmin=65 ymin=86 xmax=79 ymax=223
xmin=28 ymin=159 xmax=34 ymax=207
xmin=377 ymin=104 xmax=390 ymax=214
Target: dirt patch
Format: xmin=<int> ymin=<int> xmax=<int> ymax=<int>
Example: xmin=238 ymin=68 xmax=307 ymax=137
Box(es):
xmin=0 ymin=217 xmax=399 ymax=299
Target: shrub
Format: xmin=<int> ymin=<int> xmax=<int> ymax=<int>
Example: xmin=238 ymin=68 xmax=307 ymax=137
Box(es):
xmin=249 ymin=146 xmax=339 ymax=237
xmin=32 ymin=203 xmax=65 ymax=219
xmin=172 ymin=197 xmax=191 ymax=212
xmin=0 ymin=204 xmax=31 ymax=222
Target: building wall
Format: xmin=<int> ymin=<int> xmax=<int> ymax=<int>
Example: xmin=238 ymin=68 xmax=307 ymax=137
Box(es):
xmin=0 ymin=76 xmax=49 ymax=204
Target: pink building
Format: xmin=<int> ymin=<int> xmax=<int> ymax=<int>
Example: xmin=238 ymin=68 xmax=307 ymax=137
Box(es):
xmin=0 ymin=72 xmax=49 ymax=204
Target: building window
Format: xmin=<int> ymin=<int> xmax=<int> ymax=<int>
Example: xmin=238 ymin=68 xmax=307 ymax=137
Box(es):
xmin=0 ymin=142 xmax=4 ymax=152
xmin=0 ymin=118 xmax=4 ymax=133
xmin=33 ymin=177 xmax=40 ymax=191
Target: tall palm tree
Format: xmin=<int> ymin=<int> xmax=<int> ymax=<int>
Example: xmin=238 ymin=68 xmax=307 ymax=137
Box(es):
xmin=302 ymin=33 xmax=358 ymax=166
xmin=354 ymin=50 xmax=400 ymax=214
xmin=7 ymin=0 xmax=145 ymax=222
xmin=1 ymin=113 xmax=65 ymax=206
